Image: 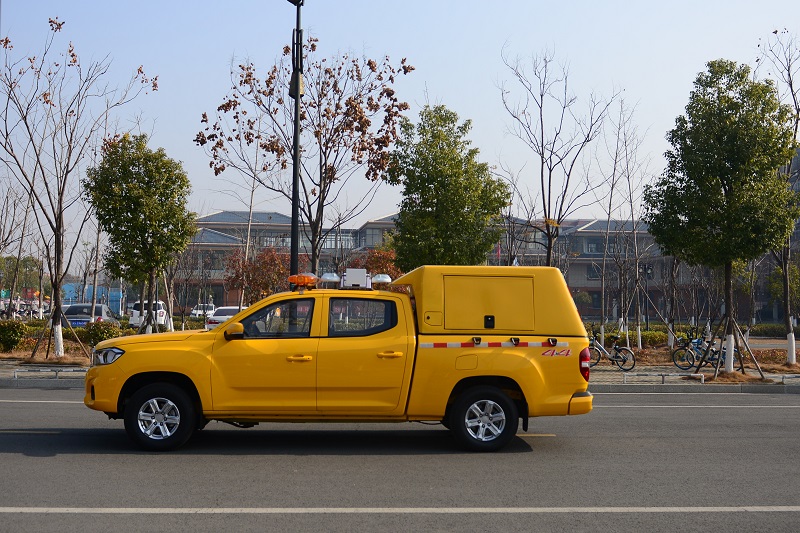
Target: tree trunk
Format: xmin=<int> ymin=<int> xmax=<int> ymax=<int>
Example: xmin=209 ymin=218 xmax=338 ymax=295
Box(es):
xmin=667 ymin=258 xmax=679 ymax=348
xmin=724 ymin=261 xmax=735 ymax=373
xmin=780 ymin=246 xmax=796 ymax=364
xmin=146 ymin=269 xmax=158 ymax=334
xmin=90 ymin=224 xmax=101 ymax=322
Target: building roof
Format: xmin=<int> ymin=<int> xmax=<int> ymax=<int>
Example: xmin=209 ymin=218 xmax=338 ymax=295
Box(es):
xmin=567 ymin=219 xmax=650 ymax=234
xmin=192 ymin=228 xmax=243 ymax=245
xmin=197 ymin=211 xmax=293 ymax=225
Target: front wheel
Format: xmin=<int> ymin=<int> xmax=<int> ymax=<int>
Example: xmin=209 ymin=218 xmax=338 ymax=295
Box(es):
xmin=614 ymin=347 xmax=636 ymax=371
xmin=124 ymin=383 xmax=196 ymax=451
xmin=672 ymin=347 xmax=695 ymax=370
xmin=588 ymin=346 xmax=602 ymax=367
xmin=449 ymin=386 xmax=519 ymax=452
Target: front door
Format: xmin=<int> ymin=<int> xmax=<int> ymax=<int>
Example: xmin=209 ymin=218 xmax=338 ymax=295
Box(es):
xmin=210 ymin=298 xmax=318 ymax=412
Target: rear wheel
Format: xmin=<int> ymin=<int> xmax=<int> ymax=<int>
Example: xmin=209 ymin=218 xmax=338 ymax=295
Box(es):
xmin=614 ymin=347 xmax=636 ymax=371
xmin=672 ymin=347 xmax=695 ymax=370
xmin=449 ymin=386 xmax=518 ymax=452
xmin=124 ymin=383 xmax=196 ymax=451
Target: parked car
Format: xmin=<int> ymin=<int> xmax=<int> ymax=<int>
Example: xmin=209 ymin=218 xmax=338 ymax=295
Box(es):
xmin=61 ymin=304 xmax=121 ymax=328
xmin=205 ymin=306 xmax=244 ymax=330
xmin=190 ymin=303 xmax=215 ymax=318
xmin=129 ymin=301 xmax=167 ymax=329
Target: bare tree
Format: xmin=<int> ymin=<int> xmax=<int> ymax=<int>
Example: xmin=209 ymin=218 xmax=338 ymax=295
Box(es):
xmin=758 ymin=29 xmax=800 ymax=364
xmin=500 ymin=48 xmax=616 ymax=265
xmin=495 ymin=164 xmax=538 ymax=266
xmin=0 ymin=177 xmax=22 ymax=257
xmin=196 ymin=38 xmax=413 ymax=273
xmin=594 ymin=100 xmax=634 ymax=344
xmin=0 ymin=19 xmax=155 ymax=355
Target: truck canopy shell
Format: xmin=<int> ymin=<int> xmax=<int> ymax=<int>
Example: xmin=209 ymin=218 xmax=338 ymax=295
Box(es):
xmin=392 ymin=265 xmax=585 ymax=337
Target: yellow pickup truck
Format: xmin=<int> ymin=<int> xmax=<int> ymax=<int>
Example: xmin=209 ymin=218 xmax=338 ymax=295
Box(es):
xmin=85 ymin=265 xmax=592 ymax=452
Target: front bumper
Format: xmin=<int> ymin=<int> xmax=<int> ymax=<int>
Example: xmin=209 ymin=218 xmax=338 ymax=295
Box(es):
xmin=84 ymin=365 xmax=125 ymax=414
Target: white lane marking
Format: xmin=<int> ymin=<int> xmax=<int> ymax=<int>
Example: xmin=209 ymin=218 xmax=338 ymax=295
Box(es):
xmin=0 ymin=400 xmax=83 ymax=404
xmin=0 ymin=506 xmax=799 ymax=514
xmin=593 ymin=392 xmax=799 ymax=395
xmin=594 ymin=405 xmax=800 ymax=408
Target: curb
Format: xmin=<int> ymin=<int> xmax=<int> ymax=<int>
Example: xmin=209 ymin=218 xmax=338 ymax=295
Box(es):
xmin=0 ymin=378 xmax=84 ymax=389
xmin=590 ymin=383 xmax=800 ymax=394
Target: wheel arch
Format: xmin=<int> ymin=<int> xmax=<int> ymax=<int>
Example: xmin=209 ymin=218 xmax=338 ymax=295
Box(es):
xmin=444 ymin=376 xmax=527 ymax=421
xmin=118 ymin=372 xmax=203 ymax=418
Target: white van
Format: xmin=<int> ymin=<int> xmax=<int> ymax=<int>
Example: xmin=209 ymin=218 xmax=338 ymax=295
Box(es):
xmin=190 ymin=303 xmax=216 ymax=318
xmin=129 ymin=301 xmax=167 ymax=328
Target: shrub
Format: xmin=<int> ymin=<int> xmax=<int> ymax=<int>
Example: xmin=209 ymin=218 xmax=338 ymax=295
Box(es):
xmin=82 ymin=322 xmax=123 ymax=346
xmin=639 ymin=330 xmax=667 ymax=348
xmin=748 ymin=323 xmax=792 ymax=337
xmin=0 ymin=320 xmax=28 ymax=352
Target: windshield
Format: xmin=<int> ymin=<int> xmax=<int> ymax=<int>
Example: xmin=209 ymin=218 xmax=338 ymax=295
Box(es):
xmin=64 ymin=305 xmax=102 ymax=316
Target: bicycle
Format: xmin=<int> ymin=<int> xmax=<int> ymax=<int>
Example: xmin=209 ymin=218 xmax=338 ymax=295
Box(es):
xmin=671 ymin=335 xmax=739 ymax=371
xmin=588 ymin=333 xmax=636 ymax=371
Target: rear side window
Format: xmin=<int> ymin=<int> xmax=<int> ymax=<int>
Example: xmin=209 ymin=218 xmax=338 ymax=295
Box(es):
xmin=133 ymin=302 xmax=163 ymax=312
xmin=328 ymin=298 xmax=397 ymax=337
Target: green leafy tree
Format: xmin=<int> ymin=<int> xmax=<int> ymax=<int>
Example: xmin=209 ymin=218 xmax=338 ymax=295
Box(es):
xmin=84 ymin=134 xmax=196 ymax=332
xmin=386 ymin=105 xmax=510 ymax=271
xmin=644 ymin=59 xmax=797 ymax=368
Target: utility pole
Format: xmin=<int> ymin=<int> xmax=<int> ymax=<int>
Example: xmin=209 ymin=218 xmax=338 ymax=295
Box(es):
xmin=287 ymin=0 xmax=304 ymax=276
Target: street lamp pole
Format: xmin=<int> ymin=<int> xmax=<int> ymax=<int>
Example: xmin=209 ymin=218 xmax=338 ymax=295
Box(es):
xmin=287 ymin=0 xmax=304 ymax=276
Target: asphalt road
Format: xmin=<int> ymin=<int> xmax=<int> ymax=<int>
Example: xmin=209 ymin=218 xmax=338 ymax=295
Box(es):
xmin=1 ymin=389 xmax=799 ymax=532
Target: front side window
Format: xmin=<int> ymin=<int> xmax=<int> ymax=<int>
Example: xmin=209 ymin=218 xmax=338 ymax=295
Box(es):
xmin=328 ymin=298 xmax=397 ymax=337
xmin=241 ymin=299 xmax=314 ymax=339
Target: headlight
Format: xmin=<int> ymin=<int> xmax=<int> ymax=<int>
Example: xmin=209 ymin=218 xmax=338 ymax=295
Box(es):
xmin=92 ymin=347 xmax=125 ymax=366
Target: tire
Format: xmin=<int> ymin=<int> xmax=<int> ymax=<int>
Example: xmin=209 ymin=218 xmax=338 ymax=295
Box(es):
xmin=588 ymin=347 xmax=602 ymax=367
xmin=614 ymin=347 xmax=636 ymax=371
xmin=124 ymin=383 xmax=196 ymax=451
xmin=672 ymin=347 xmax=695 ymax=370
xmin=449 ymin=386 xmax=519 ymax=452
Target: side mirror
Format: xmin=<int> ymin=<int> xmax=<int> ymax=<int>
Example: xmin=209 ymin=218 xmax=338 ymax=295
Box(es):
xmin=224 ymin=322 xmax=245 ymax=341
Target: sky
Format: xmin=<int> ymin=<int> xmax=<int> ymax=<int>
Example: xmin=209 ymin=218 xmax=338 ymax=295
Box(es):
xmin=1 ymin=0 xmax=797 ymax=227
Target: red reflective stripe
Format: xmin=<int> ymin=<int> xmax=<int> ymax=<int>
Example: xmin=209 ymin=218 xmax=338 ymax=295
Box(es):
xmin=419 ymin=341 xmax=570 ymax=349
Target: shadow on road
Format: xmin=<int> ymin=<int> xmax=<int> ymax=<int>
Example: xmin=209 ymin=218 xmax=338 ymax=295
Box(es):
xmin=0 ymin=425 xmax=537 ymax=457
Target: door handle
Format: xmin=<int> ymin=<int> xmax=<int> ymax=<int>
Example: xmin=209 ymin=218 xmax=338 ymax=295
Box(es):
xmin=286 ymin=354 xmax=313 ymax=362
xmin=377 ymin=351 xmax=403 ymax=359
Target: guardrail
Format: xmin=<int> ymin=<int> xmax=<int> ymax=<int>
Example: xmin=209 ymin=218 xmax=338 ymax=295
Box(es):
xmin=13 ymin=367 xmax=87 ymax=380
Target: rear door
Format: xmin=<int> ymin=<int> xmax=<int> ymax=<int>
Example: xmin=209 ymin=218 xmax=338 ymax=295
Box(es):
xmin=316 ymin=294 xmax=414 ymax=413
